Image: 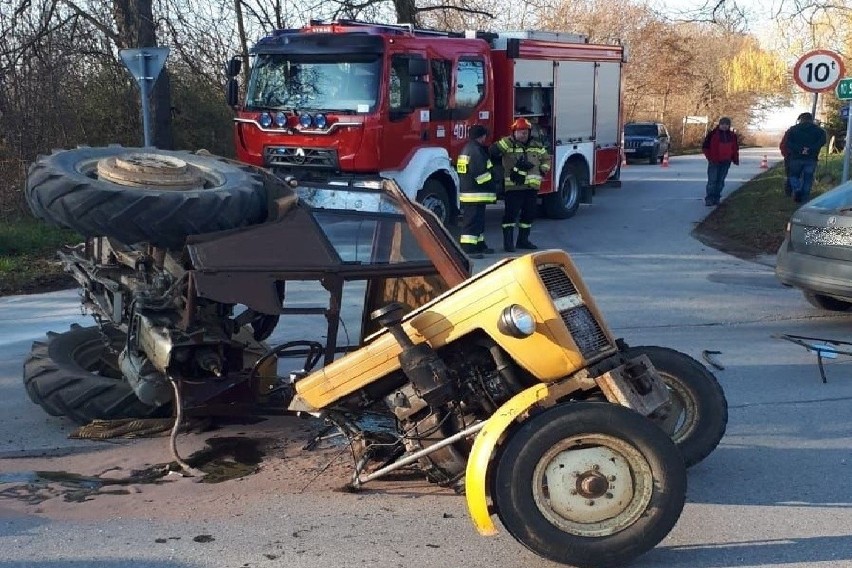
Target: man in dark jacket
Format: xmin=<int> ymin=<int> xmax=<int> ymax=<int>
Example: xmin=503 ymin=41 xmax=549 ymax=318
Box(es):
xmin=779 ymin=114 xmax=807 ymax=196
xmin=457 ymin=124 xmax=496 ymax=256
xmin=783 ymin=112 xmax=827 ymax=203
xmin=702 ymin=117 xmax=740 ymax=206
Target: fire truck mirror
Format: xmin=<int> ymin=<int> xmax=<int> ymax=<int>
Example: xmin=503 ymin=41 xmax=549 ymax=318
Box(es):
xmin=226 ymin=78 xmax=239 ymax=107
xmin=407 ymin=55 xmax=428 ymax=77
xmin=226 ymin=57 xmax=242 ymax=78
xmin=409 ymin=82 xmax=430 ymax=109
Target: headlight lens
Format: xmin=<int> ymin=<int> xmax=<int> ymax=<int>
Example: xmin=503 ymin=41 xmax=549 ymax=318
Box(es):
xmin=299 ymin=113 xmax=313 ymax=128
xmin=275 ymin=112 xmax=287 ymax=128
xmin=498 ymin=304 xmax=536 ymax=338
xmin=314 ymin=113 xmax=328 ymax=129
xmin=259 ymin=112 xmax=273 ymax=128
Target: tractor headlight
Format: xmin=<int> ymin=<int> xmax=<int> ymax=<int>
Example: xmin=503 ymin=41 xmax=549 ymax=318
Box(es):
xmin=498 ymin=304 xmax=536 ymax=338
xmin=299 ymin=113 xmax=313 ymax=128
xmin=259 ymin=112 xmax=273 ymax=128
xmin=275 ymin=112 xmax=287 ymax=128
xmin=314 ymin=113 xmax=328 ymax=129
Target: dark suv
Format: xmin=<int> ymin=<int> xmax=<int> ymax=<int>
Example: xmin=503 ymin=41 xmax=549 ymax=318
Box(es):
xmin=623 ymin=122 xmax=671 ymax=164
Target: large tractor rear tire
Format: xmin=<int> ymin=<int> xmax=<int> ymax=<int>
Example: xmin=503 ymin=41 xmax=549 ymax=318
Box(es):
xmin=23 ymin=325 xmax=164 ymax=425
xmin=26 ymin=147 xmax=267 ymax=248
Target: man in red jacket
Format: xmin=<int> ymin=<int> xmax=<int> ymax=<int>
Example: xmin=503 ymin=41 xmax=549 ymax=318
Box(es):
xmin=702 ymin=117 xmax=740 ymax=206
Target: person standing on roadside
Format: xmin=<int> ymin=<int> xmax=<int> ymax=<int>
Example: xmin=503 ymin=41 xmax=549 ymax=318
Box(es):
xmin=490 ymin=117 xmax=551 ymax=252
xmin=457 ymin=124 xmax=496 ymax=256
xmin=779 ymin=114 xmax=807 ymax=196
xmin=782 ymin=112 xmax=827 ymax=203
xmin=702 ymin=117 xmax=740 ymax=206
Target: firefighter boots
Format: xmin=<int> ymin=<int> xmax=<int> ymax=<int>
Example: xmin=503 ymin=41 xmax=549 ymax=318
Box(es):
xmin=503 ymin=227 xmax=516 ymax=252
xmin=517 ymin=228 xmax=538 ymax=250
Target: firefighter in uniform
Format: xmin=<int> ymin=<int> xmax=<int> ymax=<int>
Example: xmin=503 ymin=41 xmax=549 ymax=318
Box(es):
xmin=490 ymin=118 xmax=551 ymax=252
xmin=457 ymin=124 xmax=496 ymax=255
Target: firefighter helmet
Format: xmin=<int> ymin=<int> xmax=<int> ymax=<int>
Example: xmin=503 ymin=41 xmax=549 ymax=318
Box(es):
xmin=511 ymin=117 xmax=532 ymax=131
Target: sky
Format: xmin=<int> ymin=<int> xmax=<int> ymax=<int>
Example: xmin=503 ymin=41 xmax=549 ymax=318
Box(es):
xmin=658 ymin=0 xmax=829 ymax=131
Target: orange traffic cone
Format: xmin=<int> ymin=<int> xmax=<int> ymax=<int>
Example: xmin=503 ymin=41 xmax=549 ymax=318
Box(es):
xmin=661 ymin=152 xmax=670 ymax=168
xmin=760 ymin=155 xmax=768 ymax=169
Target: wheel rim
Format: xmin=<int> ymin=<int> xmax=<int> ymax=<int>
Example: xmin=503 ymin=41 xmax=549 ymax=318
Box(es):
xmin=420 ymin=194 xmax=448 ymax=223
xmin=656 ymin=372 xmax=698 ymax=445
xmin=560 ymin=174 xmax=579 ymax=210
xmin=75 ymin=153 xmax=224 ymax=191
xmin=531 ymin=433 xmax=654 ymax=537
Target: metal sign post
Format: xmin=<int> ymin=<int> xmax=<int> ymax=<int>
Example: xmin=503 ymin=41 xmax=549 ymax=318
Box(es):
xmin=119 ymin=47 xmax=170 ymax=147
xmin=837 ymin=78 xmax=852 ymax=183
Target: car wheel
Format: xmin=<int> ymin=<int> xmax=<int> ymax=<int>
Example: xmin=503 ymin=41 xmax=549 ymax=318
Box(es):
xmin=416 ymin=179 xmax=453 ymax=226
xmin=803 ymin=291 xmax=852 ymax=312
xmin=648 ymin=148 xmax=658 ymax=165
xmin=543 ymin=161 xmax=583 ymax=219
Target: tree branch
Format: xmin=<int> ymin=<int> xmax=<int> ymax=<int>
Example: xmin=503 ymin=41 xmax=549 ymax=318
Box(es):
xmin=414 ymin=4 xmax=493 ymax=18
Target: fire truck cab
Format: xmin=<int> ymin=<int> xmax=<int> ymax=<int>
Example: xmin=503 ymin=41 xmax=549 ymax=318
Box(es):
xmin=227 ymin=20 xmax=625 ymax=225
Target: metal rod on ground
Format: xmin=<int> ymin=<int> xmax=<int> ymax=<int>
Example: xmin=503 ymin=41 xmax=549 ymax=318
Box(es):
xmin=353 ymin=421 xmax=485 ymax=487
xmin=843 ymin=101 xmax=852 ymax=184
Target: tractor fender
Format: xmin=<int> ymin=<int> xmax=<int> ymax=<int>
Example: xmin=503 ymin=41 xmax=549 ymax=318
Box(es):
xmin=465 ymin=383 xmax=551 ymax=536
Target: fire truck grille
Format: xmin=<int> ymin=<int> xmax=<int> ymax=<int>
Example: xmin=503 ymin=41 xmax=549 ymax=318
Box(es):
xmin=264 ymin=147 xmax=338 ymax=169
xmin=537 ymin=264 xmax=611 ymax=359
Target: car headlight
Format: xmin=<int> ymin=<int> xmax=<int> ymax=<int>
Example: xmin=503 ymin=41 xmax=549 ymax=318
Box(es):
xmin=498 ymin=304 xmax=536 ymax=338
xmin=299 ymin=113 xmax=313 ymax=128
xmin=314 ymin=113 xmax=328 ymax=129
xmin=640 ymin=141 xmax=655 ymax=146
xmin=275 ymin=112 xmax=287 ymax=128
xmin=259 ymin=112 xmax=273 ymax=128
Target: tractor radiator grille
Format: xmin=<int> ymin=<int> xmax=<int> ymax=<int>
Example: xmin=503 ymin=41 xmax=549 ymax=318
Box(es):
xmin=537 ymin=264 xmax=611 ymax=359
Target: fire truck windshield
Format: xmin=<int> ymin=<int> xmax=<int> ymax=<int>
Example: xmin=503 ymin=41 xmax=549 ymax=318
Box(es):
xmin=246 ymin=54 xmax=381 ymax=113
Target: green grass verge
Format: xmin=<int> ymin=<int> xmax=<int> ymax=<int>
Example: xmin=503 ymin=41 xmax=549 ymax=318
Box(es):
xmin=0 ymin=218 xmax=81 ymax=296
xmin=694 ymin=153 xmax=844 ymax=256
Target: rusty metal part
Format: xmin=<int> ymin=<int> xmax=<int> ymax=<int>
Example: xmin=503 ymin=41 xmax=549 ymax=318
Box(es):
xmin=349 ymin=421 xmax=485 ymax=490
xmin=576 ymin=471 xmax=610 ymax=499
xmin=701 ymin=350 xmax=725 ymax=371
xmin=593 ymin=355 xmax=670 ymax=416
xmin=97 ymin=153 xmax=206 ymax=190
xmin=382 ymin=179 xmax=470 ymax=287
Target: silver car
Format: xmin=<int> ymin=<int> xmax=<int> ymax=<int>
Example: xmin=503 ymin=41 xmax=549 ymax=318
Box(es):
xmin=776 ymin=180 xmax=852 ymax=311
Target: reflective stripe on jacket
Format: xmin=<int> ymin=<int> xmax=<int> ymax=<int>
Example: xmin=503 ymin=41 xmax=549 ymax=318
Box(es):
xmin=457 ymin=140 xmax=496 ymax=203
xmin=491 ymin=136 xmax=551 ymax=191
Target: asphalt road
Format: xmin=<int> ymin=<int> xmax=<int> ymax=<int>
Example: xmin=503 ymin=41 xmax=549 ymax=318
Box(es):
xmin=5 ymin=147 xmax=852 ymax=568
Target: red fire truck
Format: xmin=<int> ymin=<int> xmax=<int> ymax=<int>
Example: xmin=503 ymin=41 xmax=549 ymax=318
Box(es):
xmin=226 ymin=20 xmax=625 ymax=224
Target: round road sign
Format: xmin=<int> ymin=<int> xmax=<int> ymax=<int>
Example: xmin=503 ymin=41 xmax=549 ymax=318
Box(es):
xmin=793 ymin=50 xmax=845 ymax=93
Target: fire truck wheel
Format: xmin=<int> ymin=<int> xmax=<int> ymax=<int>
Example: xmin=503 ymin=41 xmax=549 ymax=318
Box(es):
xmin=23 ymin=325 xmax=167 ymax=425
xmin=625 ymin=345 xmax=728 ymax=467
xmin=416 ymin=179 xmax=453 ymax=226
xmin=26 ymin=147 xmax=267 ymax=248
xmin=492 ymin=402 xmax=686 ymax=568
xmin=544 ymin=162 xmax=583 ymax=219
